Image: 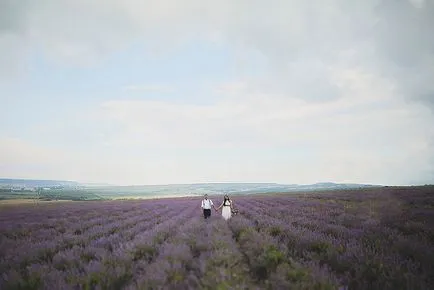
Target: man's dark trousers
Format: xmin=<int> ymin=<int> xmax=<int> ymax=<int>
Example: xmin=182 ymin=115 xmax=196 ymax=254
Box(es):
xmin=203 ymin=209 xmax=211 ymax=219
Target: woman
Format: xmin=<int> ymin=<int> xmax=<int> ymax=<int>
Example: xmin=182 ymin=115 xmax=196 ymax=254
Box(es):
xmin=216 ymin=195 xmax=234 ymax=220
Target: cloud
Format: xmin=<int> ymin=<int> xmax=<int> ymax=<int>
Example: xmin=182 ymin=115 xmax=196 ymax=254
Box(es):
xmin=0 ymin=137 xmax=157 ymax=184
xmin=1 ymin=1 xmax=432 ymax=106
xmin=1 ymin=0 xmax=434 ymax=184
xmin=122 ymin=84 xmax=174 ymax=93
xmin=91 ymin=69 xmax=434 ymax=184
xmin=99 ymin=72 xmax=431 ymax=150
xmin=0 ymin=137 xmax=62 ymax=165
xmin=0 ymin=137 xmax=74 ymax=180
xmin=371 ymin=0 xmax=434 ymax=110
xmin=2 ymin=82 xmax=433 ymax=185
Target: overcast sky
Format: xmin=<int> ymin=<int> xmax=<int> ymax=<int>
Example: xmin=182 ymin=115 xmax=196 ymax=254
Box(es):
xmin=1 ymin=0 xmax=433 ymax=186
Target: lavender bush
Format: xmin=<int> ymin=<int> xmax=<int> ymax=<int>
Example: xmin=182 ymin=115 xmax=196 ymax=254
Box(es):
xmin=0 ymin=186 xmax=433 ymax=289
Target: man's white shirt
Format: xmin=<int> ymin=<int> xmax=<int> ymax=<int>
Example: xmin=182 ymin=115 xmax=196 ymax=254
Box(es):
xmin=201 ymin=199 xmax=214 ymax=209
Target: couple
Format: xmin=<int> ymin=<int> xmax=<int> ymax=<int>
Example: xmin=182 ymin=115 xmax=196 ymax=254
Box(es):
xmin=201 ymin=194 xmax=234 ymax=221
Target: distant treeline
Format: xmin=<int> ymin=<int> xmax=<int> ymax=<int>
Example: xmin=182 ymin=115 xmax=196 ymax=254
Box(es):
xmin=0 ymin=189 xmax=106 ymax=201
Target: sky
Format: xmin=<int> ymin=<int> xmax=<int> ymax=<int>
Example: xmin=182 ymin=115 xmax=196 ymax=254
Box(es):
xmin=1 ymin=0 xmax=434 ymax=186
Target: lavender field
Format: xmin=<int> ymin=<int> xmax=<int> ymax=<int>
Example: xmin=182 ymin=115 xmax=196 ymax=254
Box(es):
xmin=1 ymin=186 xmax=433 ymax=290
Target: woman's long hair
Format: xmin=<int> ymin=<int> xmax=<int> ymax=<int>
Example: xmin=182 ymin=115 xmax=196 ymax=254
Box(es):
xmin=224 ymin=195 xmax=230 ymax=204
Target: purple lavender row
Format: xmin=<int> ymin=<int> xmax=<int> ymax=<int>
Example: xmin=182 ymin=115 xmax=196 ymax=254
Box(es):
xmin=88 ymin=205 xmax=191 ymax=252
xmin=239 ymin=199 xmax=355 ymax=241
xmin=0 ymin=200 xmax=169 ymax=227
xmin=0 ymin=201 xmax=160 ymax=240
xmin=48 ymin=204 xmax=189 ymax=273
xmin=242 ymin=195 xmax=434 ymax=274
xmin=241 ymin=197 xmax=382 ymax=243
xmin=1 ymin=189 xmax=432 ymax=289
xmin=1 ymin=205 xmax=158 ymax=254
xmin=236 ymin=195 xmax=433 ymax=289
xmin=46 ymin=204 xmax=191 ymax=282
xmin=0 ymin=202 xmax=196 ymax=289
xmin=227 ymin=214 xmax=340 ymax=289
xmin=127 ymin=216 xmax=209 ymax=289
xmin=129 ymin=216 xmax=255 ymax=289
xmin=57 ymin=204 xmax=195 ymax=289
xmin=63 ymin=204 xmax=198 ymax=289
xmin=0 ymin=203 xmax=176 ymax=277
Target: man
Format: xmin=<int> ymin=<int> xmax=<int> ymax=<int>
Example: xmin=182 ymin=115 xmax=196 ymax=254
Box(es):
xmin=201 ymin=194 xmax=215 ymax=219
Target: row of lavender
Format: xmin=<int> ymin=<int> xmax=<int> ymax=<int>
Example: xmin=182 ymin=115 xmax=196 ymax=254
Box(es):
xmin=232 ymin=187 xmax=434 ymax=289
xmin=0 ymin=199 xmax=197 ymax=289
xmin=1 ymin=186 xmax=433 ymax=289
xmin=0 ymin=198 xmax=338 ymax=289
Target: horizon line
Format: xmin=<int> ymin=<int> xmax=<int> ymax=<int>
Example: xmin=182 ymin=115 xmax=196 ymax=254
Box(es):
xmin=0 ymin=177 xmax=393 ymax=187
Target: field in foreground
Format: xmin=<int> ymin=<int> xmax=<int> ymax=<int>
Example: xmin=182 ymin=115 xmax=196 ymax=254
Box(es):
xmin=0 ymin=186 xmax=433 ymax=290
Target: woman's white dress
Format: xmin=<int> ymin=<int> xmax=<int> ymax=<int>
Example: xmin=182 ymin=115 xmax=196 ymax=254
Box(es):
xmin=222 ymin=201 xmax=232 ymax=220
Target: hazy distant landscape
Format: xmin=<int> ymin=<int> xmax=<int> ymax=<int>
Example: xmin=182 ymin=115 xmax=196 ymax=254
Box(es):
xmin=0 ymin=178 xmax=381 ymax=201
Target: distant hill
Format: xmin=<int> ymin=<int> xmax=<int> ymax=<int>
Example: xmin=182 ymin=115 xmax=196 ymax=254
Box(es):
xmin=0 ymin=178 xmax=382 ymax=200
xmin=79 ymin=182 xmax=382 ymax=199
xmin=194 ymin=182 xmax=380 ymax=195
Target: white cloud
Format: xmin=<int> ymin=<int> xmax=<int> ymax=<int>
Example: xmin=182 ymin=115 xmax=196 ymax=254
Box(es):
xmin=2 ymin=1 xmax=432 ymax=107
xmin=1 ymin=88 xmax=433 ymax=185
xmin=90 ymin=68 xmax=434 ymax=184
xmin=408 ymin=0 xmax=426 ymax=9
xmin=0 ymin=5 xmax=427 ymax=73
xmin=0 ymin=138 xmax=62 ymax=165
xmin=0 ymin=137 xmax=75 ymax=180
xmin=122 ymin=84 xmax=174 ymax=93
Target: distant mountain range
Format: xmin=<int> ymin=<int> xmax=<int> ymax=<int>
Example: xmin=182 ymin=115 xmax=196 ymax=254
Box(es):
xmin=177 ymin=182 xmax=380 ymax=195
xmin=0 ymin=178 xmax=381 ymax=195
